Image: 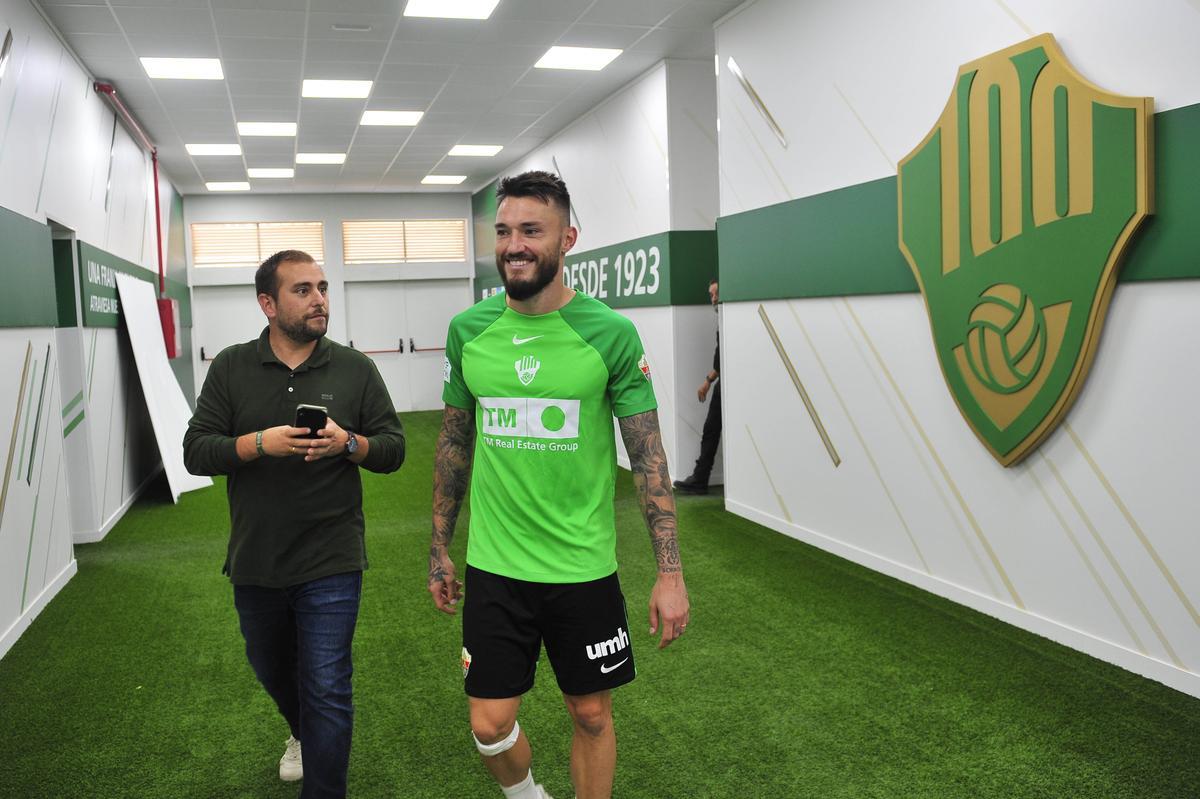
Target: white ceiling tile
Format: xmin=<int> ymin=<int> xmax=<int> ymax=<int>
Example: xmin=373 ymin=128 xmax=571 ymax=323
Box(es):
xmin=472 ymin=20 xmax=570 ymax=48
xmin=628 ymin=26 xmax=715 ymax=58
xmin=375 ymin=63 xmax=455 ymax=83
xmin=87 ymin=57 xmax=146 ymax=81
xmin=228 ymin=78 xmax=299 ymax=96
xmin=386 ymin=41 xmax=475 ymax=66
xmin=491 ymin=0 xmax=594 ymax=23
xmin=41 ymin=5 xmax=123 ymax=36
xmin=222 ymin=60 xmax=302 ymax=82
xmin=300 ymin=62 xmax=380 ymax=80
xmin=304 ymin=39 xmax=391 ymax=64
xmin=219 ymin=36 xmax=304 ymax=61
xmin=112 ymin=7 xmax=215 ymax=38
xmin=213 ymin=10 xmax=308 ymax=38
xmin=558 ymin=24 xmax=654 ymax=50
xmin=210 ymin=0 xmax=308 ymax=10
xmin=579 ymin=0 xmax=688 ymax=27
xmin=458 ymin=44 xmax=548 ymax=67
xmin=68 ymin=34 xmax=135 ymax=59
xmin=661 ymin=0 xmax=744 ymax=29
xmin=391 ymin=18 xmax=488 ymax=45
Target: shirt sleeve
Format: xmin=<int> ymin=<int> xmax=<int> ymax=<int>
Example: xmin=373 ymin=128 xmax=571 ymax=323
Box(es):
xmin=608 ymin=316 xmax=658 ymax=418
xmin=357 ymin=357 xmax=406 ymax=474
xmin=441 ymin=315 xmax=475 ymax=410
xmin=182 ymin=349 xmax=243 ymax=476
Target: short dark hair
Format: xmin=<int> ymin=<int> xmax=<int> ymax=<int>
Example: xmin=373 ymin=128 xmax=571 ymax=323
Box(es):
xmin=256 ymin=250 xmax=314 ymax=299
xmin=496 ymin=170 xmax=571 ymax=221
xmin=709 ymin=277 xmax=718 ymax=286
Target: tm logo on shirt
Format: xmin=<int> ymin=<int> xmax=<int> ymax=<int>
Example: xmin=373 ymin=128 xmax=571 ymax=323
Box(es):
xmin=479 ymin=397 xmax=581 ymax=451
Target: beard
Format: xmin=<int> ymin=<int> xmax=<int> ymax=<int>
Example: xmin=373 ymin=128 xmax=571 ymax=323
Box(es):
xmin=496 ymin=249 xmax=559 ymax=301
xmin=277 ymin=311 xmax=327 ymax=344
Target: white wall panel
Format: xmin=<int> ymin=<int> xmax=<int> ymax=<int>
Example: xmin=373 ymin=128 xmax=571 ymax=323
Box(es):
xmin=0 ymin=0 xmax=183 ymax=655
xmin=716 ymin=0 xmax=1200 ymax=216
xmin=714 ymin=0 xmax=1200 ymax=698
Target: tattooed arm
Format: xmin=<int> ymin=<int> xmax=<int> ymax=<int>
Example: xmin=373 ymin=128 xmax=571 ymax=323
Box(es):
xmin=619 ymin=409 xmax=691 ymax=649
xmin=429 ymin=405 xmax=475 ymax=614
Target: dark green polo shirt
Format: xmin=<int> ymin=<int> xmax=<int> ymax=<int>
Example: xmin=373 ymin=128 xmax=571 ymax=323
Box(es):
xmin=183 ymin=328 xmax=405 ymax=587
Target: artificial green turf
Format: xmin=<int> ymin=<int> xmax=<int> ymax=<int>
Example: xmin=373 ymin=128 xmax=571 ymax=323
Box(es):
xmin=0 ymin=410 xmax=1196 ymax=798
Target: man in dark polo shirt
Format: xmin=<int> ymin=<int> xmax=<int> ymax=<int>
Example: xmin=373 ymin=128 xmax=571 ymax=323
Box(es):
xmin=184 ymin=249 xmax=404 ymax=799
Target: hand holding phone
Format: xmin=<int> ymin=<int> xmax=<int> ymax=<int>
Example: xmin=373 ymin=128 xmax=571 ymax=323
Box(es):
xmin=294 ymin=404 xmax=328 ymax=435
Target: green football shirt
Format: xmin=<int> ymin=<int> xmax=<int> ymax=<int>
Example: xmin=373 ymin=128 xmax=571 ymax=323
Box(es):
xmin=443 ymin=291 xmax=657 ymax=583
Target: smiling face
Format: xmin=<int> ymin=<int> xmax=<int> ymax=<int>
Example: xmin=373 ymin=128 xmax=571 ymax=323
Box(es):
xmin=262 ymin=259 xmax=329 ymax=343
xmin=494 ymin=195 xmax=577 ymax=302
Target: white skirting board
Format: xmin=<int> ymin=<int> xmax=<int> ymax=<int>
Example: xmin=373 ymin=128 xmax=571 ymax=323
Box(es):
xmin=727 ymin=498 xmax=1200 ymax=700
xmin=0 ymin=559 xmax=78 ymax=661
xmin=72 ymin=463 xmax=164 ymax=545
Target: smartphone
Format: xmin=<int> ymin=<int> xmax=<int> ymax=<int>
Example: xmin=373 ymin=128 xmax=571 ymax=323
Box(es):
xmin=294 ymin=404 xmax=328 ymax=435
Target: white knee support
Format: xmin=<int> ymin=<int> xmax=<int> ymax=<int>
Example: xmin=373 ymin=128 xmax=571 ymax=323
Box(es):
xmin=474 ymin=720 xmax=520 ymax=757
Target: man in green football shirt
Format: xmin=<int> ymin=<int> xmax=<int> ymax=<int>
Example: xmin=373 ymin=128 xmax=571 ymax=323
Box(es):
xmin=428 ymin=171 xmax=690 ymax=799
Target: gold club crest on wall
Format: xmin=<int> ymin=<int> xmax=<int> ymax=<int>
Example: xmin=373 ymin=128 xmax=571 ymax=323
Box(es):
xmin=897 ymin=34 xmax=1153 ymax=466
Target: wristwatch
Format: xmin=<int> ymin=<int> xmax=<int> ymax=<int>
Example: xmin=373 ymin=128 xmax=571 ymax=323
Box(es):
xmin=344 ymin=430 xmax=359 ymax=457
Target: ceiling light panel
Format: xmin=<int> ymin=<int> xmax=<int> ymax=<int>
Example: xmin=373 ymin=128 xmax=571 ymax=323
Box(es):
xmin=421 ymin=175 xmax=467 ymax=185
xmin=448 ymin=144 xmax=502 ymax=157
xmin=302 ymin=79 xmax=372 ymax=98
xmin=360 ymin=110 xmax=424 ymax=126
xmin=206 ymin=182 xmax=250 ymax=191
xmin=186 ymin=143 xmax=243 ymax=156
xmin=404 ymin=0 xmax=500 ymax=20
xmin=296 ymin=152 xmax=347 ymax=164
xmin=248 ymin=168 xmax=295 ymax=178
xmin=141 ymin=57 xmax=224 ymax=80
xmin=237 ymin=122 xmax=297 ymax=137
xmin=534 ymin=46 xmax=621 ymax=71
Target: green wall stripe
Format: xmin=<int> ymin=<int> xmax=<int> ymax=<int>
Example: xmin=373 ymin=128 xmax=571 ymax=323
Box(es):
xmin=0 ymin=205 xmax=58 ymax=327
xmin=62 ymin=390 xmax=83 ymax=418
xmin=63 ymin=410 xmax=85 ymax=439
xmin=719 ymin=101 xmax=1200 ymax=302
xmin=52 ymin=239 xmax=78 ymax=328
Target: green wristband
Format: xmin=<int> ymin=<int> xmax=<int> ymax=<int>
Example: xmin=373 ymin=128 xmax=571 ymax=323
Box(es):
xmin=255 ymin=430 xmax=265 ymax=457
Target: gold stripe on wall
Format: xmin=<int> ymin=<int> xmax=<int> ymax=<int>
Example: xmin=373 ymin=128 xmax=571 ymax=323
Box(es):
xmin=1028 ymin=462 xmax=1147 ymax=653
xmin=786 ymin=301 xmax=930 ymax=572
xmin=0 ymin=343 xmax=33 ymax=530
xmin=1065 ymin=422 xmax=1200 ymax=629
xmin=832 ymin=83 xmax=896 ymax=170
xmin=842 ymin=299 xmax=1025 ymax=608
xmin=833 ymin=301 xmax=1001 ymax=596
xmin=744 ymin=424 xmax=793 ymax=523
xmin=758 ymin=304 xmax=841 ymax=466
xmin=1042 ymin=454 xmax=1183 ymax=667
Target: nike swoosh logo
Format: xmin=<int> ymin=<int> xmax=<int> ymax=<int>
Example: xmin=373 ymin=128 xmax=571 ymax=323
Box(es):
xmin=599 ymin=657 xmax=628 ymax=674
xmin=512 ymin=334 xmax=543 ymax=346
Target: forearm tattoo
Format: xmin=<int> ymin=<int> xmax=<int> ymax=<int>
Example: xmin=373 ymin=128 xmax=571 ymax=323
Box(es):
xmin=431 ymin=406 xmax=475 ymax=577
xmin=619 ymin=410 xmax=682 ymax=574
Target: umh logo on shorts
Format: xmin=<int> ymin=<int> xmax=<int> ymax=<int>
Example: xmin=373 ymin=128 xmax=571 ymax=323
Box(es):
xmin=479 ymin=397 xmax=580 ymax=439
xmin=585 ymin=627 xmax=629 ymax=661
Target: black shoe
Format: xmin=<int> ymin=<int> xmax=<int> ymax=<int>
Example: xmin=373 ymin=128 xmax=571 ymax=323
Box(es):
xmin=673 ymin=475 xmax=709 ymax=495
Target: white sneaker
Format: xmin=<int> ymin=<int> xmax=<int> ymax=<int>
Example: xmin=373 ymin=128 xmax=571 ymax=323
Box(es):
xmin=534 ymin=785 xmax=553 ymax=799
xmin=279 ymin=735 xmax=303 ymax=782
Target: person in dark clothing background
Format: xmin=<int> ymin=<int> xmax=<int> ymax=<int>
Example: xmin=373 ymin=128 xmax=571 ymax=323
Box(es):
xmin=675 ymin=279 xmax=722 ymax=495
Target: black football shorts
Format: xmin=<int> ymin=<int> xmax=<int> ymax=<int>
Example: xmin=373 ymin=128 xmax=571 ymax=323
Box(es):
xmin=461 ymin=565 xmax=636 ymax=698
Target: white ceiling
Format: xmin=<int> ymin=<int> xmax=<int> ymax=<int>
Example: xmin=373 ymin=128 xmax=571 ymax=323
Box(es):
xmin=33 ymin=0 xmax=742 ymax=195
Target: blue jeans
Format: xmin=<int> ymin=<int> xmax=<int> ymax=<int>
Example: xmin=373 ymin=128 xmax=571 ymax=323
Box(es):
xmin=234 ymin=571 xmax=362 ymax=799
